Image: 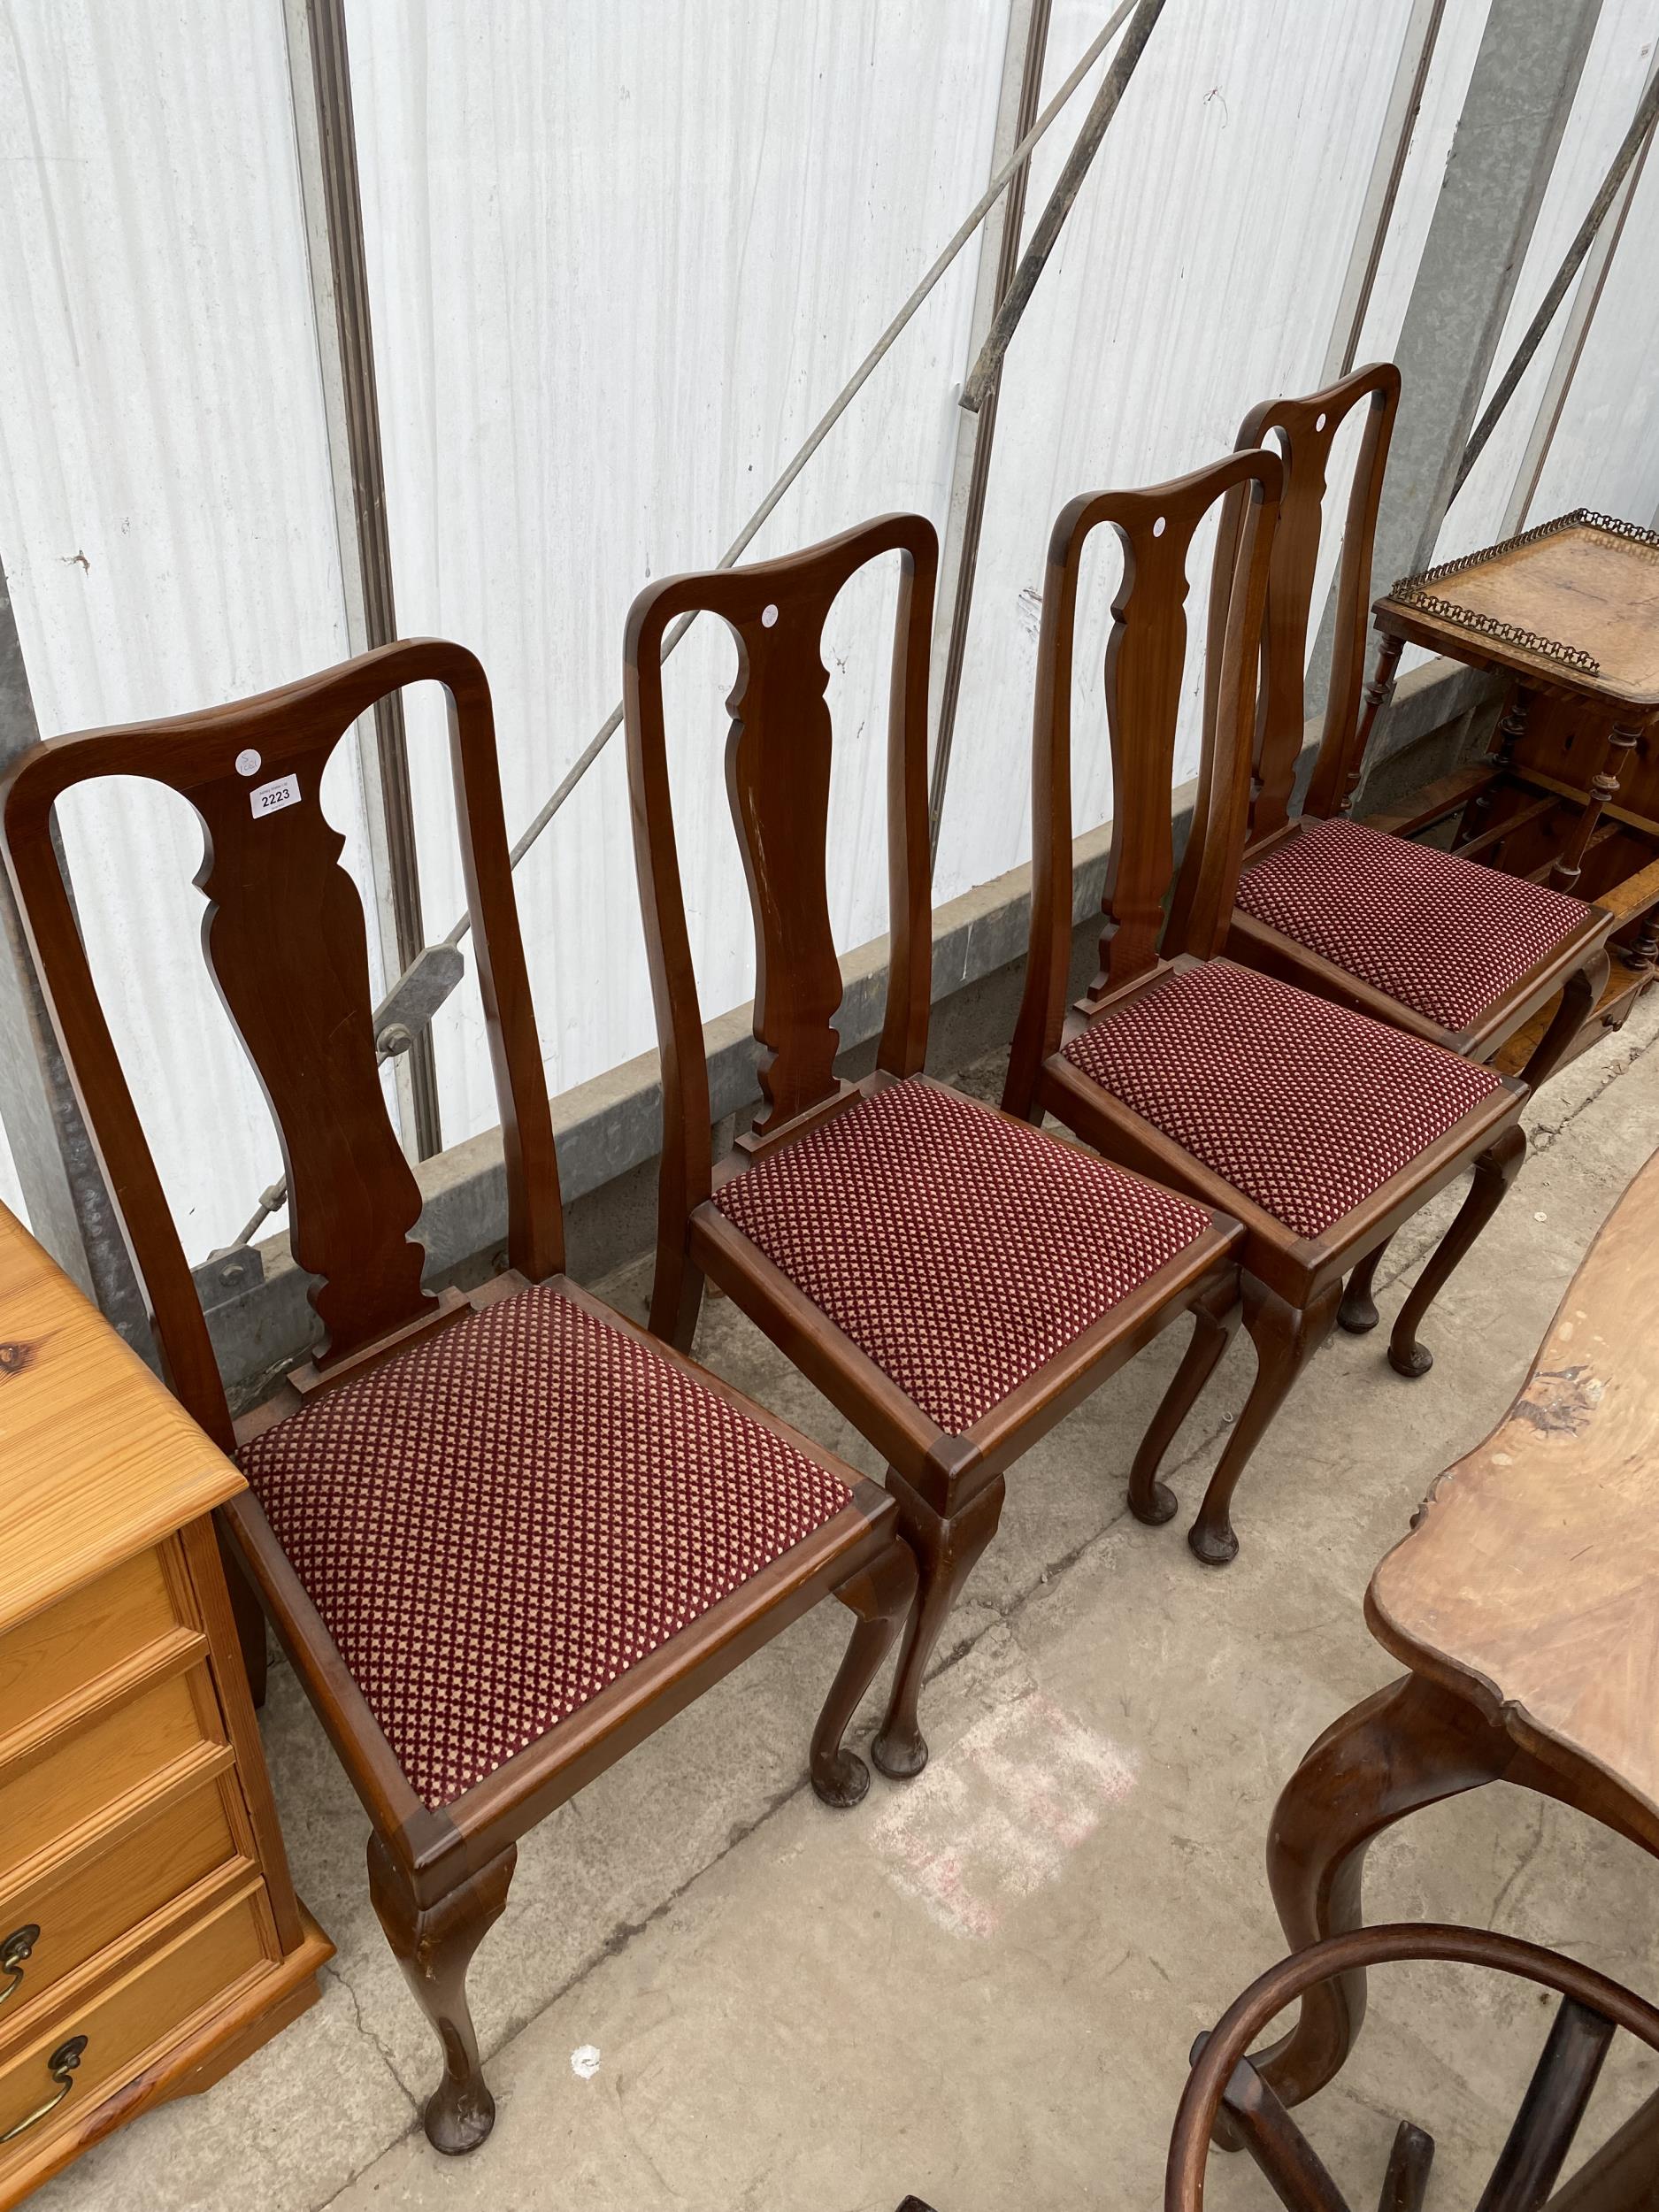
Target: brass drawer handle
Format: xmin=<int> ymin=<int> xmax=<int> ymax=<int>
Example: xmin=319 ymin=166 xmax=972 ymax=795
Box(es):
xmin=0 ymin=2036 xmax=87 ymax=2143
xmin=0 ymin=1925 xmax=39 ymax=2009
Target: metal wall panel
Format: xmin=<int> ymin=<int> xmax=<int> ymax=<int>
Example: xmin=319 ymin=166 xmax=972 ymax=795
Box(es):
xmin=0 ymin=0 xmax=366 ymax=1261
xmin=932 ymin=0 xmax=1423 ymax=907
xmin=1433 ymin=0 xmax=1659 ymax=561
xmin=1350 ymin=0 xmax=1495 ymax=370
xmin=346 ymin=0 xmax=1010 ymax=1144
xmin=1528 ymin=125 xmax=1659 ymax=523
xmin=4 ymin=0 xmax=1655 ymax=1281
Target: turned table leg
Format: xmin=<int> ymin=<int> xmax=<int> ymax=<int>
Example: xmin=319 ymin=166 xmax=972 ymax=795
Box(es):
xmin=1457 ymin=681 xmax=1533 ymax=847
xmin=1550 ymin=720 xmax=1640 ymax=895
xmin=1336 ymin=634 xmax=1406 ymax=816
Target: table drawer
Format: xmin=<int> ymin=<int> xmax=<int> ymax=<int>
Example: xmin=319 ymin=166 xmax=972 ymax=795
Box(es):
xmin=0 ymin=1548 xmax=183 ymax=1744
xmin=0 ymin=1668 xmax=216 ymax=1889
xmin=0 ymin=1781 xmax=239 ymax=2037
xmin=0 ymin=1886 xmax=269 ymax=2171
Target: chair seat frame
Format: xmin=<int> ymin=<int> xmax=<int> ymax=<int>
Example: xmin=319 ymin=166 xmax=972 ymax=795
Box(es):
xmin=1187 ymin=363 xmax=1615 ymax=1092
xmin=1004 ymin=455 xmax=1530 ymax=1565
xmin=626 ymin=516 xmax=1242 ymax=1782
xmin=1229 ymin=815 xmax=1614 ymax=1080
xmin=0 ymin=640 xmax=918 ymax=2154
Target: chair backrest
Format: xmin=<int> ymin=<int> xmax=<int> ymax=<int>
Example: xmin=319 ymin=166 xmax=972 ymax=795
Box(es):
xmin=0 ymin=640 xmax=562 ymax=1452
xmin=625 ymin=513 xmax=936 ymax=1224
xmin=1165 ymin=1923 xmax=1659 ymax=2212
xmin=1013 ymin=447 xmax=1281 ymax=1075
xmin=1223 ymin=362 xmax=1401 ymax=843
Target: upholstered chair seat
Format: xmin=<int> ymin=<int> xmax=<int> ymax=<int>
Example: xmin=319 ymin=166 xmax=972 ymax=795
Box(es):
xmin=238 ymin=1284 xmax=856 ymax=1810
xmin=1237 ymin=815 xmax=1595 ymax=1034
xmin=708 ymin=1076 xmax=1212 ymax=1435
xmin=1061 ymin=958 xmax=1505 ymax=1241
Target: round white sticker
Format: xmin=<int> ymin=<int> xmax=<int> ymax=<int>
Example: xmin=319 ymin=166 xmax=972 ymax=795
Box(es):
xmin=234 ymin=749 xmax=262 ymax=778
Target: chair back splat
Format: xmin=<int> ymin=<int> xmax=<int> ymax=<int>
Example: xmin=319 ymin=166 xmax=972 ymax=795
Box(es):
xmin=626 ymin=513 xmax=936 ymax=1333
xmin=0 ymin=640 xmax=563 ymax=1448
xmin=1217 ymin=361 xmax=1400 ymax=847
xmin=1009 ymin=446 xmax=1282 ymax=1109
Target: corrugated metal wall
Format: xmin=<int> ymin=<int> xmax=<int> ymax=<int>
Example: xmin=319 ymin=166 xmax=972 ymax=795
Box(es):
xmin=0 ymin=0 xmax=378 ymax=1254
xmin=1 ymin=1 xmax=1655 ymax=1260
xmin=933 ymin=0 xmax=1430 ymax=908
xmin=1436 ymin=0 xmax=1659 ymax=558
xmin=346 ymin=0 xmax=1009 ymax=1150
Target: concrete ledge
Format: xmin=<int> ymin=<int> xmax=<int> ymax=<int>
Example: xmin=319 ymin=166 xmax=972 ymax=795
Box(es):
xmin=202 ymin=657 xmax=1482 ymax=1401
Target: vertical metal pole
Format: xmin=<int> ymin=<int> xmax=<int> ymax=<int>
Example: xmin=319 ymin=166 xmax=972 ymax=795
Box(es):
xmin=1501 ymin=40 xmax=1659 ymax=534
xmin=927 ymin=0 xmax=1054 ymax=864
xmin=1368 ymin=0 xmax=1602 ymax=594
xmin=1317 ymin=0 xmax=1602 ymax=788
xmin=0 ymin=558 xmax=151 ymax=1342
xmin=1319 ymin=0 xmax=1448 ymax=385
xmin=283 ymin=0 xmax=442 ymax=1159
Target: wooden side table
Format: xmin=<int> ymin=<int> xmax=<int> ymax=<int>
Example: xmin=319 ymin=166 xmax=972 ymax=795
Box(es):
xmin=0 ymin=1203 xmax=329 ymax=2206
xmin=1251 ymin=1144 xmax=1659 ymax=2128
xmin=1368 ymin=509 xmax=1659 ymax=1069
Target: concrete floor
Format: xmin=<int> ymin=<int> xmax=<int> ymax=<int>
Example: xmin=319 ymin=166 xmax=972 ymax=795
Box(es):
xmin=39 ymin=1000 xmax=1659 ymax=2212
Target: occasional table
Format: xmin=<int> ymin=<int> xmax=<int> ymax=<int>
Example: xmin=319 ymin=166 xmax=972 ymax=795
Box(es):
xmin=1367 ymin=509 xmax=1659 ymax=1069
xmin=0 ymin=1203 xmax=329 ymax=2206
xmin=1254 ymin=1141 xmax=1659 ymax=2146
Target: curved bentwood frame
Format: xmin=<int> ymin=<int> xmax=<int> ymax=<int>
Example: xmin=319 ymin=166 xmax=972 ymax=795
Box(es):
xmin=1003 ymin=449 xmax=1529 ymax=1564
xmin=1168 ymin=1924 xmax=1659 ymax=2212
xmin=1188 ymin=363 xmax=1613 ymax=1097
xmin=627 ymin=514 xmax=1241 ymax=1776
xmin=0 ymin=639 xmax=916 ymax=2153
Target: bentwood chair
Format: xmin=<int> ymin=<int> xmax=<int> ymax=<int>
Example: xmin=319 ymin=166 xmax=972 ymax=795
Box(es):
xmin=1003 ymin=452 xmax=1528 ymax=1565
xmin=1177 ymin=365 xmax=1613 ymax=1341
xmin=626 ymin=513 xmax=1242 ymax=1777
xmin=1170 ymin=1925 xmax=1659 ymax=2211
xmin=0 ymin=641 xmax=919 ymax=2154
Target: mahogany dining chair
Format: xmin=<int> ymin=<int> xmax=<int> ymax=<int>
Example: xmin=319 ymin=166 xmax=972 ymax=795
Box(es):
xmin=0 ymin=641 xmax=920 ymax=2154
xmin=1177 ymin=364 xmax=1613 ymax=1331
xmin=1003 ymin=450 xmax=1528 ymax=1565
xmin=626 ymin=511 xmax=1243 ymax=1778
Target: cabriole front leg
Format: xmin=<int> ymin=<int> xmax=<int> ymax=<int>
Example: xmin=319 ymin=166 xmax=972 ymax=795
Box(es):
xmin=368 ymin=1836 xmax=517 ymax=2154
xmin=1127 ymin=1271 xmax=1242 ymax=1526
xmin=1518 ymin=948 xmax=1609 ymax=1092
xmin=810 ymin=1538 xmax=919 ymax=1807
xmin=1188 ymin=1273 xmax=1341 ymax=1567
xmin=1338 ymin=1237 xmax=1392 ymax=1336
xmin=1388 ymin=1122 xmax=1525 ymax=1379
xmin=872 ymin=1470 xmax=1006 ymax=1780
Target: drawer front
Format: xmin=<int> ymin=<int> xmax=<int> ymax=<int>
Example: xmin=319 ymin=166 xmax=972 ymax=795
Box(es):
xmin=0 ymin=1783 xmax=239 ymax=2036
xmin=0 ymin=1888 xmax=268 ymax=2169
xmin=0 ymin=1671 xmax=215 ymax=1889
xmin=0 ymin=1549 xmax=183 ymax=1744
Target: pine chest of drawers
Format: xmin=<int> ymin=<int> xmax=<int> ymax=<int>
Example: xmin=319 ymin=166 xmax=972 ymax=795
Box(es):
xmin=0 ymin=1203 xmax=330 ymax=2205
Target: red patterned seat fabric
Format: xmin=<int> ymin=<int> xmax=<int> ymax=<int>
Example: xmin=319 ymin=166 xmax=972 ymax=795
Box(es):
xmin=237 ymin=1286 xmax=851 ymax=1809
xmin=709 ymin=1076 xmax=1211 ymax=1434
xmin=1062 ymin=959 xmax=1505 ymax=1241
xmin=1237 ymin=814 xmax=1594 ymax=1032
